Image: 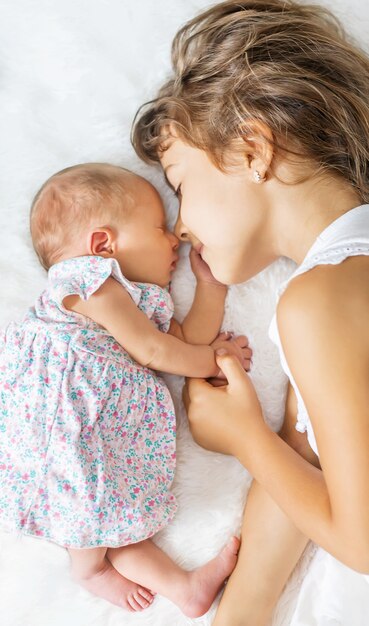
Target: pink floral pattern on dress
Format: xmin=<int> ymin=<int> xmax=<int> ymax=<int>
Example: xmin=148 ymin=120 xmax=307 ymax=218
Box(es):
xmin=0 ymin=256 xmax=177 ymax=548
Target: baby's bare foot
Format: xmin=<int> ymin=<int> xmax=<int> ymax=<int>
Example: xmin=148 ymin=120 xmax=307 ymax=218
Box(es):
xmin=76 ymin=559 xmax=155 ymax=611
xmin=178 ymin=536 xmax=240 ymax=618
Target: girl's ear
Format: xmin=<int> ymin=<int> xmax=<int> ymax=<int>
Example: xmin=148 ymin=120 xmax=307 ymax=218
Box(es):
xmin=88 ymin=227 xmax=116 ymax=256
xmin=239 ymin=119 xmax=274 ymax=182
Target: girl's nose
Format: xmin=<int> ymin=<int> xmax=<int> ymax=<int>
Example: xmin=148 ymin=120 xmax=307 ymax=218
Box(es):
xmin=174 ymin=216 xmax=190 ymax=242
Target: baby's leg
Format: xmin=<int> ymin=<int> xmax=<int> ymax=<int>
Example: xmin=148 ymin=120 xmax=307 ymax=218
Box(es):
xmin=68 ymin=546 xmax=154 ymax=611
xmin=213 ymin=384 xmax=320 ymax=626
xmin=107 ymin=535 xmax=240 ymax=618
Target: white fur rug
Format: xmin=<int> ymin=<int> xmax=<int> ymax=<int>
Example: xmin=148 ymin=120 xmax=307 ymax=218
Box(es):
xmin=0 ymin=1 xmax=367 ymax=625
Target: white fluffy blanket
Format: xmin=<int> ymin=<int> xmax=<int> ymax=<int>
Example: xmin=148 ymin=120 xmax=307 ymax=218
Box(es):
xmin=0 ymin=1 xmax=366 ymax=625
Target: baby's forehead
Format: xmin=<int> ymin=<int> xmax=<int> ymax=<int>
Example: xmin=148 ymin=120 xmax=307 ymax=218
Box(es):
xmin=99 ymin=170 xmax=157 ymax=220
xmin=128 ymin=176 xmax=166 ymax=219
xmin=129 ymin=174 xmax=162 ymax=202
xmin=128 ymin=172 xmax=156 ymax=193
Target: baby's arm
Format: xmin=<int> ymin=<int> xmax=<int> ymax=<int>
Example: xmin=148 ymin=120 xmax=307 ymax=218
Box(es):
xmin=169 ymin=249 xmax=227 ymax=345
xmin=64 ymin=277 xmax=219 ymax=378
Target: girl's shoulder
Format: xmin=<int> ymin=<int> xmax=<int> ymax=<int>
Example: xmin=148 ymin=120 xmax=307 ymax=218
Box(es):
xmin=277 ymin=255 xmax=369 ymax=349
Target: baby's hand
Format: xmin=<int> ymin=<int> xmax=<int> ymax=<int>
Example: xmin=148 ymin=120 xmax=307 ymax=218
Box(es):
xmin=189 ymin=248 xmax=226 ymax=287
xmin=210 ymin=332 xmax=252 ymax=382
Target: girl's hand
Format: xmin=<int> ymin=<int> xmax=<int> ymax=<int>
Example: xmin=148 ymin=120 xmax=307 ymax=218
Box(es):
xmin=211 ymin=331 xmax=252 ymax=379
xmin=189 ymin=248 xmax=226 ymax=287
xmin=183 ymin=352 xmax=264 ymax=456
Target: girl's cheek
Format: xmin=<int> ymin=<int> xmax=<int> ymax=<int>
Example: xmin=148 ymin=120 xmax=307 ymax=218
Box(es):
xmin=182 ymin=206 xmax=197 ymax=231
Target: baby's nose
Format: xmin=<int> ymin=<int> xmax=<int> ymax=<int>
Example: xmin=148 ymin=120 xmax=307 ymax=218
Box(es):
xmin=169 ymin=231 xmax=180 ymax=249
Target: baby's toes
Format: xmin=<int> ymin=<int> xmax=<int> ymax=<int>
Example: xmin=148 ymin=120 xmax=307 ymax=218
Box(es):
xmin=127 ymin=592 xmax=145 ymax=611
xmin=135 ymin=592 xmax=151 ymax=609
xmin=138 ymin=587 xmax=154 ymax=603
xmin=120 ymin=598 xmax=135 ymax=612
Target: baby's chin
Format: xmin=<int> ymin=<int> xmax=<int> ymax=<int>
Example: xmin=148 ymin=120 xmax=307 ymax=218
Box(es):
xmin=155 ymin=274 xmax=171 ymax=288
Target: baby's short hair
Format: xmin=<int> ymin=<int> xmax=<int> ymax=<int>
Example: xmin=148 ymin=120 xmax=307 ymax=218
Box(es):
xmin=30 ymin=163 xmax=136 ymax=270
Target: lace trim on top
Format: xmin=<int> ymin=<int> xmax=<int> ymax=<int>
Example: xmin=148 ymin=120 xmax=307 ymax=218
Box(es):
xmin=277 ymin=244 xmax=369 ymax=300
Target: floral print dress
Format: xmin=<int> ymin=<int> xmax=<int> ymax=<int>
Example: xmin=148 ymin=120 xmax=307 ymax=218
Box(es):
xmin=0 ymin=256 xmax=177 ymax=548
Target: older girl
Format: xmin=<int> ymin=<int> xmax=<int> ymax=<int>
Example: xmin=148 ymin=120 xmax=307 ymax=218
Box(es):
xmin=133 ymin=1 xmax=369 ymax=624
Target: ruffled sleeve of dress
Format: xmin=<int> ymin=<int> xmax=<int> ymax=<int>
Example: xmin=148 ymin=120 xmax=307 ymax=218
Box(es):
xmin=42 ymin=256 xmax=142 ymax=328
xmin=45 ymin=256 xmax=174 ymax=332
xmin=48 ymin=256 xmax=141 ymax=305
xmin=136 ymin=283 xmax=174 ymax=334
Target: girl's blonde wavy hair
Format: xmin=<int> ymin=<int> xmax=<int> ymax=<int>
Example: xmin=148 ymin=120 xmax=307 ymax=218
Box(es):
xmin=132 ymin=0 xmax=369 ymax=202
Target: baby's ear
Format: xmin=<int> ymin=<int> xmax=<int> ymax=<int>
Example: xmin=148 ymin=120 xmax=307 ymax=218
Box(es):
xmin=89 ymin=228 xmax=115 ymax=256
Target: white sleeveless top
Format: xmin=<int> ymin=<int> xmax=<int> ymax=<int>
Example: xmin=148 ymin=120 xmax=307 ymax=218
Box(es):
xmin=269 ymin=204 xmax=369 ymax=455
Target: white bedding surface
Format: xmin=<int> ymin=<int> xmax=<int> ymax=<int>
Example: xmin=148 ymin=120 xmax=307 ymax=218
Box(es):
xmin=0 ymin=1 xmax=367 ymax=624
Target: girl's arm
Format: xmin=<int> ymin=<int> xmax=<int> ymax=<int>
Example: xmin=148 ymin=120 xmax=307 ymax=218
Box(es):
xmin=64 ymin=277 xmax=219 ymax=378
xmin=184 ymin=269 xmax=369 ymax=573
xmin=169 ymin=248 xmax=227 ymax=345
xmin=214 ymin=385 xmax=315 ymax=625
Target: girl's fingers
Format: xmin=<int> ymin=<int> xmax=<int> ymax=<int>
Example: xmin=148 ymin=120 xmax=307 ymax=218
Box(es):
xmin=214 ymin=370 xmax=227 ymax=380
xmin=207 ymin=377 xmax=228 ymax=387
xmin=185 ymin=376 xmax=212 ymax=401
xmin=215 ymin=353 xmax=250 ymax=390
